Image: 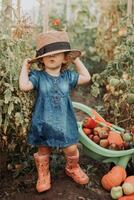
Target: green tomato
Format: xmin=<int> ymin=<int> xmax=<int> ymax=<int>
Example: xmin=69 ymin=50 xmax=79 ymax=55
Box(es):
xmin=123 ymin=132 xmax=133 ymax=142
xmin=111 ymin=186 xmax=123 ymax=199
xmin=109 ymin=78 xmax=120 ymax=87
xmin=122 ymin=183 xmax=134 ymax=195
xmin=127 ymin=93 xmax=134 ymax=105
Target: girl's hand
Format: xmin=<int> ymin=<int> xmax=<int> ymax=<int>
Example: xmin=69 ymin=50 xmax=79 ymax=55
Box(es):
xmin=73 ymin=57 xmax=80 ymax=64
xmin=22 ymin=58 xmax=32 ymax=70
xmin=65 ymin=52 xmax=81 ymax=64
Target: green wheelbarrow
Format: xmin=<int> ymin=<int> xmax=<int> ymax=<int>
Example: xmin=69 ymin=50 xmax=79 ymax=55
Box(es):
xmin=73 ymin=102 xmax=134 ymax=169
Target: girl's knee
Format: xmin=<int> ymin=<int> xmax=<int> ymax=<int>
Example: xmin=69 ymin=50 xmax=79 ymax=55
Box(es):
xmin=38 ymin=146 xmax=51 ymax=155
xmin=63 ymin=144 xmax=78 ymax=156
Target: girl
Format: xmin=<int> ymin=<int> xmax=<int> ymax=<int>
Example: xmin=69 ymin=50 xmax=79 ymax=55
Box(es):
xmin=19 ymin=31 xmax=91 ymax=193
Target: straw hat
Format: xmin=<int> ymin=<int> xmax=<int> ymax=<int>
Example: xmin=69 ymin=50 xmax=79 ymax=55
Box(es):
xmin=29 ymin=31 xmax=81 ymax=63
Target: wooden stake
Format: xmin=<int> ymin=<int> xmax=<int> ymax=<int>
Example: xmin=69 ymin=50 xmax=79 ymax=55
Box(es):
xmin=66 ymin=0 xmax=72 ymax=23
xmin=43 ymin=0 xmax=49 ymax=32
xmin=127 ymin=0 xmax=132 ymax=26
xmin=16 ymin=0 xmax=21 ymax=20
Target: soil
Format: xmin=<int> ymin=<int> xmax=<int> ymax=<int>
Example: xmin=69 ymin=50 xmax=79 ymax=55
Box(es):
xmin=0 ymin=92 xmax=112 ymax=200
xmin=0 ymin=154 xmax=112 ymax=200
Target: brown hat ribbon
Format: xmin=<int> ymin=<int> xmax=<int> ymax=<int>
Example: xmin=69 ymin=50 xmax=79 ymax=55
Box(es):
xmin=36 ymin=41 xmax=71 ymax=57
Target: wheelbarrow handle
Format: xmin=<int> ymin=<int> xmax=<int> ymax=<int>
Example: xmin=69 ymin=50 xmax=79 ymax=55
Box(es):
xmin=73 ymin=101 xmax=125 ymax=132
xmin=92 ymin=109 xmax=113 ymax=126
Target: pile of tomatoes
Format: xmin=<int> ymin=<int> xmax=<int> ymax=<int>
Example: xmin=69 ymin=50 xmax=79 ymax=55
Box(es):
xmin=82 ymin=117 xmax=134 ymax=150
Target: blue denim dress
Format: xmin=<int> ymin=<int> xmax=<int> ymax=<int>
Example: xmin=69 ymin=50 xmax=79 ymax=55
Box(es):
xmin=28 ymin=69 xmax=79 ymax=147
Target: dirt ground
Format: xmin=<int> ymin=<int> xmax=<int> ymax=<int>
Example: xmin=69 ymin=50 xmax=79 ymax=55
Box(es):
xmin=0 ymin=153 xmax=112 ymax=200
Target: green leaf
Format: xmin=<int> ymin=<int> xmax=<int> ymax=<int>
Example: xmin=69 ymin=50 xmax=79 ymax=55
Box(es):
xmin=3 ymin=104 xmax=8 ymax=114
xmin=4 ymin=83 xmax=14 ymax=91
xmin=4 ymin=116 xmax=9 ymax=134
xmin=92 ymin=74 xmax=101 ymax=82
xmin=4 ymin=89 xmax=12 ymax=104
xmin=91 ymin=86 xmax=100 ymax=97
xmin=0 ymin=113 xmax=2 ymax=126
xmin=7 ymin=47 xmax=15 ymax=60
xmin=90 ymin=55 xmax=100 ymax=62
xmin=13 ymin=97 xmax=21 ymax=104
xmin=15 ymin=112 xmax=23 ymax=126
xmin=94 ymin=82 xmax=100 ymax=87
xmin=0 ymin=100 xmax=3 ymax=106
xmin=8 ymin=102 xmax=14 ymax=115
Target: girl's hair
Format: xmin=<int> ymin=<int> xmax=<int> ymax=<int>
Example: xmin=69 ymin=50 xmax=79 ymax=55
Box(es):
xmin=37 ymin=52 xmax=70 ymax=72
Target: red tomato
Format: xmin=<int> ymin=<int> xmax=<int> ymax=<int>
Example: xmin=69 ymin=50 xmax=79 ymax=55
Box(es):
xmin=88 ymin=134 xmax=94 ymax=140
xmin=83 ymin=117 xmax=97 ymax=129
xmin=92 ymin=135 xmax=100 ymax=144
xmin=52 ymin=19 xmax=61 ymax=26
xmin=83 ymin=128 xmax=92 ymax=135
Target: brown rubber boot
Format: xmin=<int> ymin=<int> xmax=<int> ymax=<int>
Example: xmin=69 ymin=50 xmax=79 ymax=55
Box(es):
xmin=65 ymin=149 xmax=89 ymax=185
xmin=34 ymin=152 xmax=51 ymax=193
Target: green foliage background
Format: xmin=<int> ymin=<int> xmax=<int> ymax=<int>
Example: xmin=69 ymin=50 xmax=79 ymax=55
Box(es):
xmin=0 ymin=33 xmax=35 ymax=149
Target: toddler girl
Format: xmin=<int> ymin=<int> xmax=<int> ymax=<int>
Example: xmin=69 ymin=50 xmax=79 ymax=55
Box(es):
xmin=19 ymin=31 xmax=91 ymax=193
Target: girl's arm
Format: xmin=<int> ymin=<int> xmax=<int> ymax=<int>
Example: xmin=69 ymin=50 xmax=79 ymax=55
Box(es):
xmin=73 ymin=57 xmax=91 ymax=85
xmin=19 ymin=58 xmax=34 ymax=91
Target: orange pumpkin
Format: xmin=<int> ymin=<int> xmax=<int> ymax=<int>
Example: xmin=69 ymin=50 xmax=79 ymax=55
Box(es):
xmin=118 ymin=195 xmax=134 ymax=200
xmin=101 ymin=166 xmax=127 ymax=191
xmin=123 ymin=175 xmax=134 ymax=184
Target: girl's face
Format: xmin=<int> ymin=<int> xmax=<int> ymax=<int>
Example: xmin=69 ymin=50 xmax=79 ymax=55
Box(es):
xmin=42 ymin=52 xmax=66 ymax=70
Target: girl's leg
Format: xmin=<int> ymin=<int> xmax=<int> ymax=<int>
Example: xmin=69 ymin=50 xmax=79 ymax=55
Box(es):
xmin=63 ymin=144 xmax=78 ymax=156
xmin=34 ymin=146 xmax=52 ymax=193
xmin=38 ymin=146 xmax=51 ymax=155
xmin=63 ymin=144 xmax=89 ymax=185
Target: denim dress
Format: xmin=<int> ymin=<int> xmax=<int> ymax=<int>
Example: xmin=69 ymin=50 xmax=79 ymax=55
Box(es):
xmin=28 ymin=69 xmax=79 ymax=148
